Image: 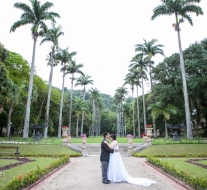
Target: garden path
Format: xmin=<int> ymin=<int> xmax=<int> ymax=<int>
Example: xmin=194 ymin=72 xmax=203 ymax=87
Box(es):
xmin=31 ymin=156 xmax=190 ymax=190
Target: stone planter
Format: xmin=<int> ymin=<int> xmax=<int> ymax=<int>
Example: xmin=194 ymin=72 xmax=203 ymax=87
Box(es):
xmin=81 ymin=137 xmax=88 ymax=156
xmin=62 ymin=127 xmax=68 ymax=138
xmin=146 ymin=128 xmax=153 ymax=139
xmin=143 ymin=136 xmax=148 ymax=142
xmin=67 ymin=136 xmax=71 ymax=143
xmin=82 ymin=137 xmax=87 ymax=147
xmin=127 ymin=135 xmax=133 ymax=156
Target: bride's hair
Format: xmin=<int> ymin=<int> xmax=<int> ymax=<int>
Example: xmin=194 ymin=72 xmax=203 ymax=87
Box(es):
xmin=110 ymin=134 xmax=116 ymax=140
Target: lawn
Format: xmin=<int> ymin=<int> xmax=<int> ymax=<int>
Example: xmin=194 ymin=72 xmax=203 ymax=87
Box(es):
xmin=1 ymin=136 xmax=206 ymax=145
xmin=0 ymin=157 xmax=57 ymax=189
xmin=0 ymin=159 xmax=20 ymax=167
xmin=0 ymin=144 xmax=78 ymax=156
xmin=0 ymin=136 xmax=144 ymax=144
xmin=163 ymin=158 xmax=207 ymax=179
xmin=198 ymin=160 xmax=207 ymax=166
xmin=134 ymin=144 xmax=207 ymax=156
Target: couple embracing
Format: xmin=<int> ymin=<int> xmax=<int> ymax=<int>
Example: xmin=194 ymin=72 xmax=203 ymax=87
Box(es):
xmin=100 ymin=132 xmax=156 ymax=186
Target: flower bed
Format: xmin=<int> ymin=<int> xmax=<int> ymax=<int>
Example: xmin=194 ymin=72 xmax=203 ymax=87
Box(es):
xmin=133 ymin=153 xmax=207 ymax=158
xmin=147 ymin=156 xmax=207 ymax=190
xmin=3 ymin=155 xmax=70 ymax=190
xmin=0 ymin=153 xmax=81 ymax=158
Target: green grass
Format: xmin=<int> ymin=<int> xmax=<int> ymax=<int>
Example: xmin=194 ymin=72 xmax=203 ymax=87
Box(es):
xmin=0 ymin=144 xmax=77 ymax=156
xmin=198 ymin=160 xmax=207 ymax=166
xmin=1 ymin=136 xmax=206 ymax=145
xmin=163 ymin=158 xmax=207 ymax=179
xmin=0 ymin=159 xmax=20 ymax=167
xmin=152 ymin=137 xmax=206 ymax=145
xmin=0 ymin=136 xmax=144 ymax=144
xmin=0 ymin=157 xmax=56 ymax=189
xmin=135 ymin=144 xmax=207 ymax=156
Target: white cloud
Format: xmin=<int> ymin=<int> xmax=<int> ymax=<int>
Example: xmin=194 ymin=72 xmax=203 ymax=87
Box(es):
xmin=0 ymin=0 xmax=206 ymax=96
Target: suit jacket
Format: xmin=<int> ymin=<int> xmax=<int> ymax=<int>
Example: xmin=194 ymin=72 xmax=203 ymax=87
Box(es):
xmin=100 ymin=138 xmax=114 ymax=162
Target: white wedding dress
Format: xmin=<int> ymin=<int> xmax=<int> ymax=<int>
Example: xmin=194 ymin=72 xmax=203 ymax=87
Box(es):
xmin=107 ymin=145 xmax=156 ymax=186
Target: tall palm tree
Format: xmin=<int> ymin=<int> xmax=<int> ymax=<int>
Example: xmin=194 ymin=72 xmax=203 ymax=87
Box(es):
xmin=148 ymin=102 xmax=177 ymax=139
xmin=75 ymin=73 xmax=93 ymax=135
xmin=65 ymin=61 xmax=83 ymax=134
xmin=40 ymin=24 xmax=64 ymax=138
xmin=135 ymin=39 xmax=164 ymax=89
xmin=89 ymin=88 xmax=100 ymax=136
xmin=130 ymin=54 xmax=148 ymax=133
xmin=127 ymin=68 xmax=142 ymax=137
xmin=10 ymin=0 xmax=60 ymax=139
xmin=56 ymin=48 xmax=77 ymax=138
xmin=115 ymin=87 xmax=128 ymax=136
xmin=124 ymin=73 xmax=136 ymax=136
xmin=73 ymin=97 xmax=89 ymax=137
xmin=151 ymin=0 xmax=203 ymax=139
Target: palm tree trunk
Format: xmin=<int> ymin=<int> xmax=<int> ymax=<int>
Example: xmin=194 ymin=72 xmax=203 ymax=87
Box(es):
xmin=132 ymin=86 xmax=135 ymax=137
xmin=58 ymin=64 xmax=66 ymax=138
xmin=68 ymin=73 xmax=74 ymax=134
xmin=36 ymin=93 xmax=46 ymax=124
xmin=92 ymin=99 xmax=96 ymax=136
xmin=149 ymin=64 xmax=152 ymax=90
xmin=23 ymin=37 xmax=37 ymax=139
xmin=116 ymin=111 xmax=119 ymax=135
xmin=124 ymin=116 xmax=127 ymax=136
xmin=177 ymin=29 xmax=192 ymax=139
xmin=44 ymin=53 xmax=54 ymax=139
xmin=80 ymin=89 xmax=85 ymax=135
xmin=136 ymin=85 xmax=141 ymax=138
xmin=7 ymin=104 xmax=13 ymax=138
xmin=142 ymin=77 xmax=147 ymax=133
xmin=153 ymin=116 xmax=157 ymax=138
xmin=165 ymin=120 xmax=168 ymax=139
xmin=76 ymin=115 xmax=79 ymax=137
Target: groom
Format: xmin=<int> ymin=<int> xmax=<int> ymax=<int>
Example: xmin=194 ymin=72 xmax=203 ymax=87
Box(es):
xmin=100 ymin=132 xmax=115 ymax=184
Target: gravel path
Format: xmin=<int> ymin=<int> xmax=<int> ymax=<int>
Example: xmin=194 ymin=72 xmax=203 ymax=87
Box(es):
xmin=31 ymin=156 xmax=189 ymax=190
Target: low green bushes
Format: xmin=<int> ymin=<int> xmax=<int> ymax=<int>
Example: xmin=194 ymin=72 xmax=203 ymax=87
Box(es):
xmin=0 ymin=153 xmax=82 ymax=158
xmin=2 ymin=155 xmax=69 ymax=190
xmin=147 ymin=156 xmax=207 ymax=190
xmin=133 ymin=153 xmax=207 ymax=158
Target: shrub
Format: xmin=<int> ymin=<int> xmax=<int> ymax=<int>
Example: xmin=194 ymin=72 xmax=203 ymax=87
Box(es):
xmin=147 ymin=156 xmax=207 ymax=190
xmin=4 ymin=155 xmax=69 ymax=190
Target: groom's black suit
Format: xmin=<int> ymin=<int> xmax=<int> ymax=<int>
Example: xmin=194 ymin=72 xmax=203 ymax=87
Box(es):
xmin=100 ymin=138 xmax=114 ymax=183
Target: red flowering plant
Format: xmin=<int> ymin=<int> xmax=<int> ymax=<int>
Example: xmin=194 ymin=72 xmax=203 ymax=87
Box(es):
xmin=81 ymin=134 xmax=86 ymax=138
xmin=146 ymin=124 xmax=152 ymax=128
xmin=62 ymin=126 xmax=69 ymax=129
xmin=142 ymin=133 xmax=147 ymax=137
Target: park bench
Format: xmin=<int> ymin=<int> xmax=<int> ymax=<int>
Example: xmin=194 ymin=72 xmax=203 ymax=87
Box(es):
xmin=0 ymin=146 xmax=19 ymax=159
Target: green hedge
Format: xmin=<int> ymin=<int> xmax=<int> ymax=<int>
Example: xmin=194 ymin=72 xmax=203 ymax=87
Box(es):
xmin=133 ymin=153 xmax=207 ymax=158
xmin=147 ymin=156 xmax=207 ymax=190
xmin=0 ymin=153 xmax=82 ymax=158
xmin=3 ymin=155 xmax=69 ymax=190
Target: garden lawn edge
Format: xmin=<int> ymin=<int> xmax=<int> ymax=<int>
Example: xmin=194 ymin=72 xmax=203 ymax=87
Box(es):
xmin=23 ymin=161 xmax=71 ymax=190
xmin=145 ymin=161 xmax=192 ymax=190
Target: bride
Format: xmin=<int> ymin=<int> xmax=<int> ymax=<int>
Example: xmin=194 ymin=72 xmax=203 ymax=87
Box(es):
xmin=104 ymin=134 xmax=156 ymax=187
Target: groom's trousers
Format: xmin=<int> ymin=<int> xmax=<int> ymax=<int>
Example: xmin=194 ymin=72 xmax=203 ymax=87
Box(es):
xmin=101 ymin=161 xmax=108 ymax=183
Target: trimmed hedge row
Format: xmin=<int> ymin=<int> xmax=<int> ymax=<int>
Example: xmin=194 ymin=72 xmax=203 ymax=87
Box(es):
xmin=147 ymin=156 xmax=207 ymax=190
xmin=2 ymin=155 xmax=69 ymax=190
xmin=133 ymin=153 xmax=207 ymax=158
xmin=0 ymin=153 xmax=82 ymax=158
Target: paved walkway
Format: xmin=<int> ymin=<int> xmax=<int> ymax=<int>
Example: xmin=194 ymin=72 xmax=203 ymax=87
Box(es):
xmin=31 ymin=156 xmax=189 ymax=190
